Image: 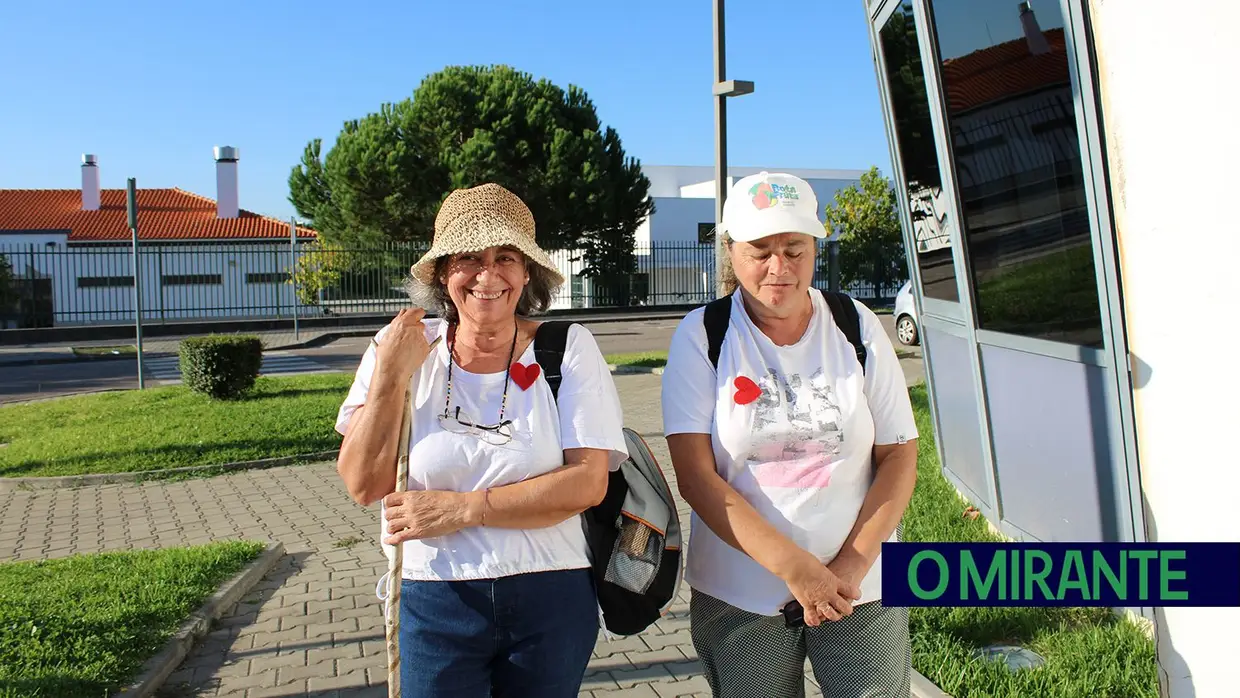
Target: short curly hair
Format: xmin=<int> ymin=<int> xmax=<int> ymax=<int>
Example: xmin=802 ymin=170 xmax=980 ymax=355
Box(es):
xmin=404 ymin=253 xmax=560 ymax=323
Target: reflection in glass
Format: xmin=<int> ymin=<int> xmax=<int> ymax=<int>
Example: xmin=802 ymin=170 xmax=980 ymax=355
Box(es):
xmin=880 ymin=0 xmax=958 ymax=302
xmin=929 ymin=0 xmax=1103 ymax=346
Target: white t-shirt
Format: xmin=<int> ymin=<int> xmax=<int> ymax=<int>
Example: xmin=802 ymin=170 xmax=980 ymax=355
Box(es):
xmin=336 ymin=318 xmax=629 ymax=582
xmin=661 ymin=290 xmax=918 ymax=616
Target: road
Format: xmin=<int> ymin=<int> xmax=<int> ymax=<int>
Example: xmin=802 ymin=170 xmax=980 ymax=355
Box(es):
xmin=0 ymin=315 xmax=922 ymax=404
xmin=0 ymin=318 xmax=683 ymax=404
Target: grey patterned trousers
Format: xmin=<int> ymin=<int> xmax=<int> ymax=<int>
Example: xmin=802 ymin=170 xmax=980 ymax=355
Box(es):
xmin=689 ymin=590 xmax=912 ymax=698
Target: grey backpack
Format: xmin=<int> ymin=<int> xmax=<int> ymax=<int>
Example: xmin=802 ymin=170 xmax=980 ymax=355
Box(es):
xmin=533 ymin=321 xmax=684 ymax=636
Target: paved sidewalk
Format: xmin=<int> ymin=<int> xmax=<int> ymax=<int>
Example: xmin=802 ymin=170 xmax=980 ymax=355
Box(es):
xmin=0 ymin=374 xmax=828 ymax=697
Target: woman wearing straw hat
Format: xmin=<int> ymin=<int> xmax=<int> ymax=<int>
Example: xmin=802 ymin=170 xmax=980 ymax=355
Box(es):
xmin=334 ymin=183 xmax=629 ymax=698
xmin=661 ymin=172 xmax=918 ymax=697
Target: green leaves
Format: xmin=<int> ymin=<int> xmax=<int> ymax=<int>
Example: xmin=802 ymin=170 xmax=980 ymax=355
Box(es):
xmin=288 ymin=64 xmax=652 ymax=279
xmin=823 ymin=166 xmax=908 ymax=293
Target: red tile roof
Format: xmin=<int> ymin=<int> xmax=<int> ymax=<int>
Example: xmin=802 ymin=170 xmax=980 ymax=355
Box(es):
xmin=941 ymin=29 xmax=1070 ymax=114
xmin=0 ymin=188 xmax=315 ymax=242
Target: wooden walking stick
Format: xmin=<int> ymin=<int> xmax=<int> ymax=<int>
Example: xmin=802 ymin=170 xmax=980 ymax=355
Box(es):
xmin=385 ymin=335 xmax=439 ymax=698
xmin=385 ymin=384 xmax=412 ymax=698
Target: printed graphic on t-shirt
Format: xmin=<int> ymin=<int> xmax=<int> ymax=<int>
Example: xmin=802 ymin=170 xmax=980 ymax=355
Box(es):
xmin=745 ymin=367 xmax=844 ymax=489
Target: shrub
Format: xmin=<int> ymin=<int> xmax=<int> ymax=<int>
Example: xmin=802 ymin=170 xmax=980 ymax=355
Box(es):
xmin=178 ymin=335 xmax=264 ymax=399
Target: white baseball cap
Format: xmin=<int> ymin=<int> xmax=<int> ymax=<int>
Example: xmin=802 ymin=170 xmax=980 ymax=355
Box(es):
xmin=719 ymin=171 xmax=826 ymax=243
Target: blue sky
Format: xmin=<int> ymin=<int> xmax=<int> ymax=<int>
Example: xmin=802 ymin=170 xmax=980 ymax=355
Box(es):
xmin=0 ymin=0 xmax=895 ymax=222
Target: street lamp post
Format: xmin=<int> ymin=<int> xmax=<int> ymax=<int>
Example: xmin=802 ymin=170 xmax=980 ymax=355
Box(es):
xmin=713 ymin=0 xmax=754 ymax=297
xmin=827 ymin=229 xmax=842 ymax=293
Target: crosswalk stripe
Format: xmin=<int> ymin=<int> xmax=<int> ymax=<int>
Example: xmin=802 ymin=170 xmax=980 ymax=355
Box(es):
xmin=141 ymin=354 xmax=333 ymax=382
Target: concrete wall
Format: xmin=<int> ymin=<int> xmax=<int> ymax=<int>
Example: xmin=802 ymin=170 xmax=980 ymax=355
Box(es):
xmin=645 ymin=197 xmax=716 ymax=244
xmin=1088 ymin=1 xmax=1240 ymax=695
xmin=0 ymin=233 xmax=69 ymax=249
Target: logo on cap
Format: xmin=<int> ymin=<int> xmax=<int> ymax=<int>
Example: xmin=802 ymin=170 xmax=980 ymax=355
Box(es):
xmin=749 ymin=181 xmax=800 ymax=210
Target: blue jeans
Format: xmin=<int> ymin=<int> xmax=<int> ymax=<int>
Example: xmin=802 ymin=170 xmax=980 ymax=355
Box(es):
xmin=398 ymin=567 xmax=598 ymax=698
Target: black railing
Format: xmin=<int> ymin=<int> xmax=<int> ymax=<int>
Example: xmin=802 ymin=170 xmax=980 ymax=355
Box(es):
xmin=0 ymin=240 xmax=901 ymax=329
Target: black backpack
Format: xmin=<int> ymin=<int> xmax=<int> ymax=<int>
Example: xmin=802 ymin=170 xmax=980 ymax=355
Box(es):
xmin=533 ymin=321 xmax=683 ymax=637
xmin=703 ymin=288 xmax=868 ymax=373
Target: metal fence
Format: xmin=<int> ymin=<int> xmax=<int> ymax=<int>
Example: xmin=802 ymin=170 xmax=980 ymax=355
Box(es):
xmin=0 ymin=240 xmax=901 ymax=329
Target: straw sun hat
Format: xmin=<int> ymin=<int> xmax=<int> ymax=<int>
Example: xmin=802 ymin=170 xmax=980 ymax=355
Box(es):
xmin=411 ymin=183 xmax=564 ymax=287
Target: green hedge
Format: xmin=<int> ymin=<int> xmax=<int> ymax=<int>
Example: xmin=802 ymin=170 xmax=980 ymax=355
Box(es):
xmin=178 ymin=335 xmax=263 ymax=400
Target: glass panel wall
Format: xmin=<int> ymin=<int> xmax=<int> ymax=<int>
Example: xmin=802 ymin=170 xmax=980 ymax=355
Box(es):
xmin=879 ymin=0 xmax=958 ymax=302
xmin=927 ymin=0 xmax=1103 ymax=346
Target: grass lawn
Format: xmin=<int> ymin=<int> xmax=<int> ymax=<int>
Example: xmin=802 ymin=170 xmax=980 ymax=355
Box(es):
xmin=1 ymin=352 xmax=667 ymax=478
xmin=905 ymin=385 xmax=1157 ymax=697
xmin=0 ymin=373 xmax=353 ymax=478
xmin=605 ymin=351 xmax=668 ymax=368
xmin=0 ymin=541 xmax=265 ymax=698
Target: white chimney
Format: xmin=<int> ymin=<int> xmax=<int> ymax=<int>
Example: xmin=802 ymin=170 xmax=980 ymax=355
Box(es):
xmin=1019 ymin=2 xmax=1051 ymax=55
xmin=213 ymin=145 xmax=239 ymax=219
xmin=81 ymin=154 xmax=100 ymax=211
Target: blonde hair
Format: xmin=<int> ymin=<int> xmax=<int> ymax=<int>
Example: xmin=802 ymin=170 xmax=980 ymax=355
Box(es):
xmin=715 ymin=230 xmax=820 ymax=298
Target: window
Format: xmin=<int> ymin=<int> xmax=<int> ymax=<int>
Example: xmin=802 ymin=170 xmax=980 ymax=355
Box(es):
xmin=246 ymin=272 xmax=290 ymax=284
xmin=162 ymin=274 xmax=222 ymax=286
xmin=928 ymin=0 xmax=1102 ymax=346
xmin=879 ymin=0 xmax=958 ymax=302
xmin=78 ymin=276 xmax=133 ymax=288
xmin=697 ymin=222 xmax=715 ymax=245
xmin=570 ymin=273 xmax=584 ymax=309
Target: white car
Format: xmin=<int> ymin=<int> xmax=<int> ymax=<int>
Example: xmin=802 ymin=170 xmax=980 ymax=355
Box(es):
xmin=893 ymin=280 xmax=920 ymax=346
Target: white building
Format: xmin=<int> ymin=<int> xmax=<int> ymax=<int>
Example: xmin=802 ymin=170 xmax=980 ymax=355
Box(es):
xmin=586 ymin=165 xmax=866 ymax=306
xmin=636 ymin=164 xmax=867 ymax=247
xmin=0 ymin=156 xmax=869 ymax=324
xmin=0 ymin=149 xmax=315 ymax=328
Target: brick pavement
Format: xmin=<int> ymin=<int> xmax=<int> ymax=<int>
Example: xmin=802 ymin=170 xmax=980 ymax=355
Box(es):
xmin=0 ymin=373 xmax=829 ymax=698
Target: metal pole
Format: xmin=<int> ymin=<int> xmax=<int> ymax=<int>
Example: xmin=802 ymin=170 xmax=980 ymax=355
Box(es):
xmin=127 ymin=178 xmax=145 ymax=390
xmin=156 ymin=245 xmax=165 ymax=321
xmin=290 ymin=217 xmax=299 ymax=341
xmin=827 ymin=234 xmax=841 ymax=293
xmin=713 ymin=0 xmax=728 ymax=298
xmin=26 ymin=245 xmax=34 ymax=327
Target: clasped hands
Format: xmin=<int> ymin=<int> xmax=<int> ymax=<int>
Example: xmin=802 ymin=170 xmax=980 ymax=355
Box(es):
xmin=782 ymin=550 xmax=870 ymax=627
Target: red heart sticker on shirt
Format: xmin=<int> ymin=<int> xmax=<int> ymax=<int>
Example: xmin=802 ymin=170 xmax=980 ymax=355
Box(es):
xmin=510 ymin=362 xmax=541 ymax=390
xmin=733 ymin=376 xmax=760 ymax=405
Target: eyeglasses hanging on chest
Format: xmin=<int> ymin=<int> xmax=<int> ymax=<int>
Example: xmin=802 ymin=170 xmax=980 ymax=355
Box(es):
xmin=437 ymin=323 xmax=517 ymax=446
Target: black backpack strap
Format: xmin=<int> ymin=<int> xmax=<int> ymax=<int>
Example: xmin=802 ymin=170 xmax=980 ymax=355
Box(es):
xmin=533 ymin=320 xmax=573 ymax=403
xmin=819 ymin=289 xmax=867 ymax=374
xmin=703 ymin=296 xmax=732 ymax=370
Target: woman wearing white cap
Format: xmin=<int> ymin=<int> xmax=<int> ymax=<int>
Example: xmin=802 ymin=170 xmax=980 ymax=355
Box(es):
xmin=334 ymin=183 xmax=629 ymax=697
xmin=661 ymin=172 xmax=919 ymax=697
